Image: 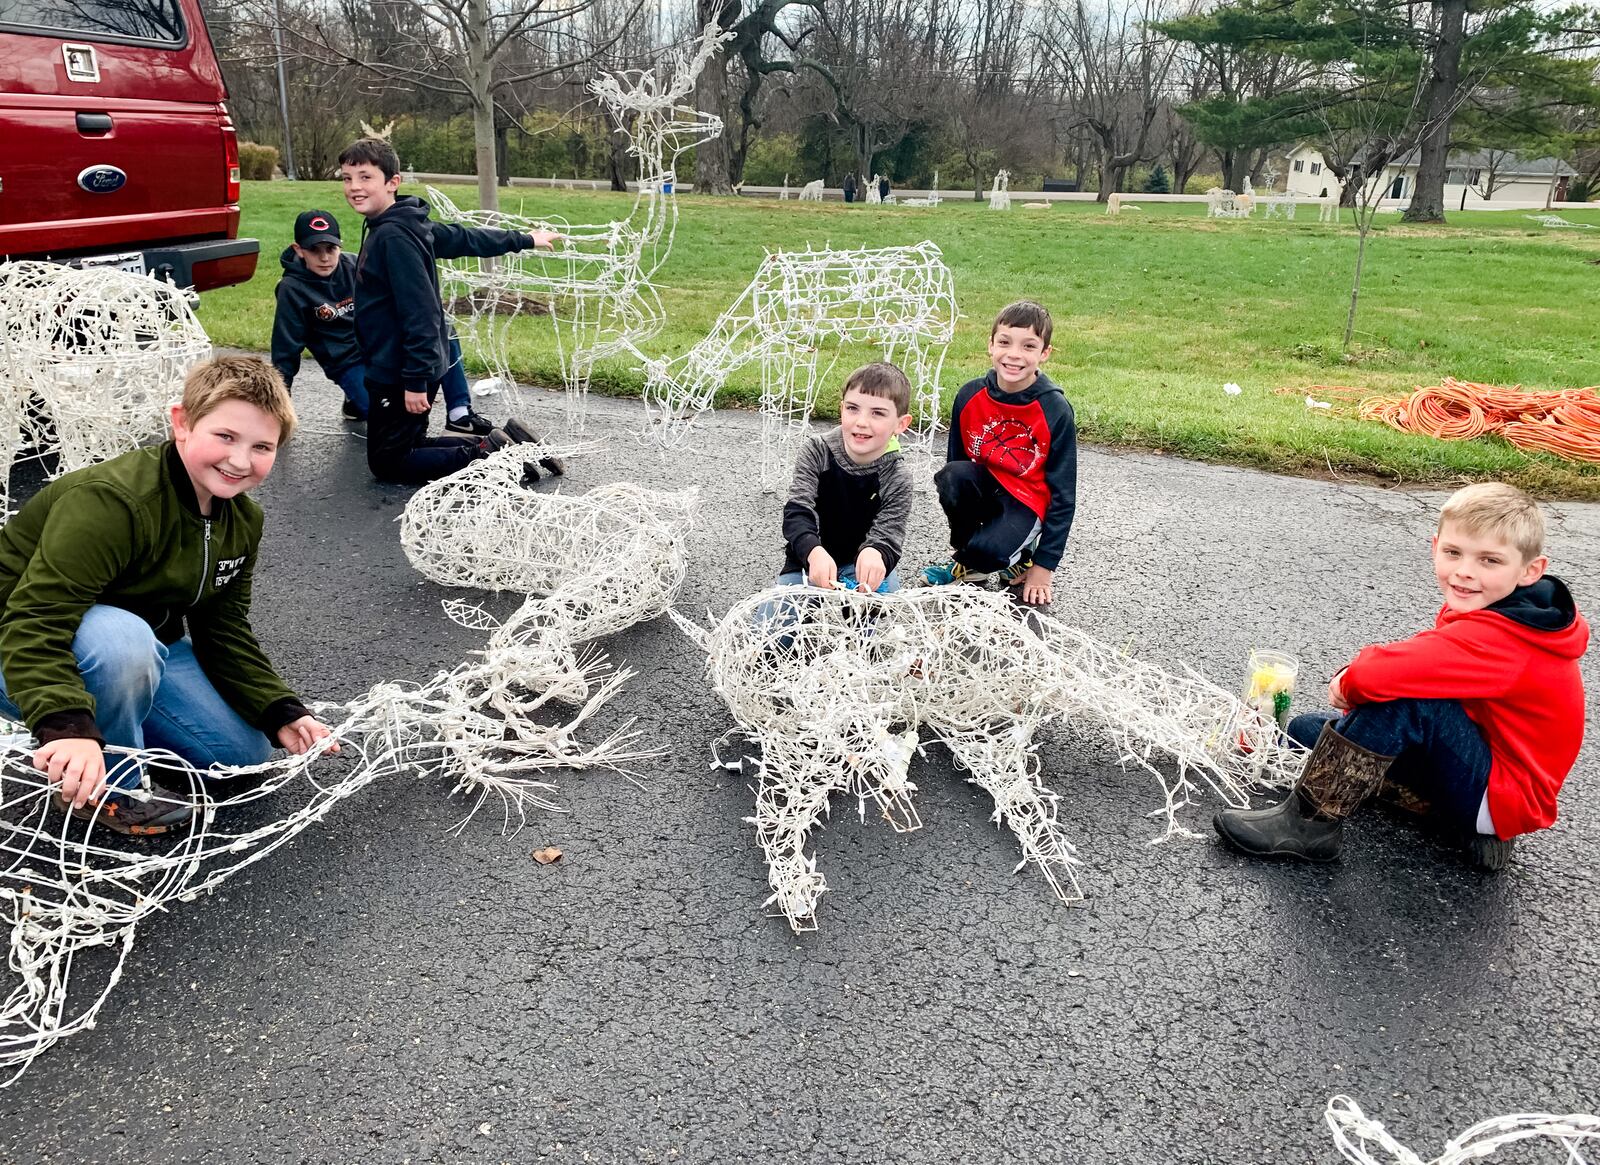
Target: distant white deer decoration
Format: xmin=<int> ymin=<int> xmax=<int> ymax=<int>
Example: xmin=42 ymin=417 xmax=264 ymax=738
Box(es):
xmin=641 ymin=241 xmax=958 ymax=489
xmin=989 ymin=170 xmax=1011 ymax=210
xmin=797 ymin=179 xmax=824 ymax=201
xmin=428 ymin=21 xmax=731 ymax=428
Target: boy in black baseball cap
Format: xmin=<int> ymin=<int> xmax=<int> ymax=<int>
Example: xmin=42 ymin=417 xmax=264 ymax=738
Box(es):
xmin=271 ymin=208 xmax=497 ymax=434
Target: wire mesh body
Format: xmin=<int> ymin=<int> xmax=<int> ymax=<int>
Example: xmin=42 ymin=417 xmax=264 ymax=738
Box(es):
xmin=0 ymin=461 xmax=696 ymax=1087
xmin=1326 ymin=1095 xmax=1598 ymax=1165
xmin=677 ymin=585 xmax=1304 ymax=932
xmin=0 ymin=263 xmax=209 ymax=511
xmin=640 ymin=242 xmax=958 ymax=489
xmin=428 ymin=23 xmax=729 ymax=429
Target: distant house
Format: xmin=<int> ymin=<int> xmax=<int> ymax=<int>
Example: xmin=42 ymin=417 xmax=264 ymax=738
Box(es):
xmin=1281 ymin=143 xmax=1578 ymax=204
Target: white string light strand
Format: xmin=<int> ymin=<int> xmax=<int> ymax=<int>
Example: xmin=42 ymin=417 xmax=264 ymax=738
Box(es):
xmin=1326 ymin=1095 xmax=1598 ymax=1165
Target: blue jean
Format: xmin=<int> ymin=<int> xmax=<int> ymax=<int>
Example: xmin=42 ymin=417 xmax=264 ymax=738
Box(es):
xmin=1288 ymin=698 xmax=1492 ymax=833
xmin=336 ymin=338 xmax=469 ymax=422
xmin=755 ymin=566 xmax=901 ymax=639
xmin=0 ymin=605 xmax=272 ymax=791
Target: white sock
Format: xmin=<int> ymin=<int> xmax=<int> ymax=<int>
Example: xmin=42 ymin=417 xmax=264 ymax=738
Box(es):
xmin=448 ymin=406 xmax=469 ymax=422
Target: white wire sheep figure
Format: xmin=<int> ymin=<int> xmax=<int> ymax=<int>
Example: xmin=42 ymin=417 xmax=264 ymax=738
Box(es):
xmin=989 ymin=170 xmax=1012 ymax=211
xmin=1325 ymin=1095 xmax=1599 ymax=1165
xmin=0 ymin=459 xmax=697 ymax=1087
xmin=640 ymin=241 xmax=958 ymax=489
xmin=675 ymin=585 xmax=1304 ymax=932
xmin=427 ymin=21 xmax=730 ymax=428
xmin=0 ymin=262 xmax=209 ymax=511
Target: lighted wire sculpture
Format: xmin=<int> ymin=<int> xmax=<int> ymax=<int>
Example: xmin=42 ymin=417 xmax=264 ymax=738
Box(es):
xmin=0 ymin=456 xmax=697 ymax=1086
xmin=640 ymin=241 xmax=958 ymax=489
xmin=989 ymin=170 xmax=1012 ymax=211
xmin=675 ymin=585 xmax=1304 ymax=932
xmin=0 ymin=262 xmax=209 ymax=511
xmin=1326 ymin=1095 xmax=1598 ymax=1165
xmin=428 ymin=21 xmax=730 ymax=429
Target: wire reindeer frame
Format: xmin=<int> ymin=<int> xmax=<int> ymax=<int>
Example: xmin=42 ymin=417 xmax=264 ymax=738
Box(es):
xmin=640 ymin=241 xmax=958 ymax=489
xmin=676 ymin=585 xmax=1305 ymax=932
xmin=0 ymin=450 xmax=697 ymax=1086
xmin=429 ymin=21 xmax=731 ymax=429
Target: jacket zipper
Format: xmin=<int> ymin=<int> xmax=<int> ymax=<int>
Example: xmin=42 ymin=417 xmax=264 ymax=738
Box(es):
xmin=194 ymin=520 xmax=212 ymax=605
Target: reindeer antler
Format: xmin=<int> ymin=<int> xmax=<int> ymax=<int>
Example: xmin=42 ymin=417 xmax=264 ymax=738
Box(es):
xmin=360 ymin=119 xmax=396 ymax=142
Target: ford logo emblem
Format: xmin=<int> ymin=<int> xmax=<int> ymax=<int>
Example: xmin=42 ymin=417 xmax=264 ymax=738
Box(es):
xmin=76 ymin=165 xmax=127 ymax=193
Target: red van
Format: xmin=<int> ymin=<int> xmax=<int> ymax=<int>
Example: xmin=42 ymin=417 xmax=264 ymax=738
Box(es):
xmin=0 ymin=0 xmax=258 ymax=291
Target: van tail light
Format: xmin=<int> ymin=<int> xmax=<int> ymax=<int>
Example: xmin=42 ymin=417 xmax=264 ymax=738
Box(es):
xmin=220 ymin=106 xmax=241 ymax=203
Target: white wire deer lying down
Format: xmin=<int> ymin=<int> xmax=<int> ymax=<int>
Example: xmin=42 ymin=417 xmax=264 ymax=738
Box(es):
xmin=428 ymin=21 xmax=730 ymax=426
xmin=641 ymin=241 xmax=958 ymax=489
xmin=674 ymin=585 xmax=1304 ymax=932
xmin=0 ymin=456 xmax=695 ymax=1087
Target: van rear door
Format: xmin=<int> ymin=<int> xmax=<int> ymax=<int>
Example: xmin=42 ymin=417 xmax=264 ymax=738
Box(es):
xmin=0 ymin=0 xmax=241 ymax=257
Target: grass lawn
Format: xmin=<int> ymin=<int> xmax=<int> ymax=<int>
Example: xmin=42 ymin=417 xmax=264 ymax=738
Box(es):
xmin=205 ymin=182 xmax=1600 ymax=498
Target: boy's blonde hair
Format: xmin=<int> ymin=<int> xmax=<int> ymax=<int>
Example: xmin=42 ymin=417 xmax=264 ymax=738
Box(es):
xmin=842 ymin=361 xmax=912 ymax=415
xmin=181 ymin=356 xmax=297 ymax=443
xmin=1438 ymin=482 xmax=1544 ymax=561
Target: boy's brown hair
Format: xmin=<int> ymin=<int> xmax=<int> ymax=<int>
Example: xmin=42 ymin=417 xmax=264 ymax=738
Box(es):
xmin=1438 ymin=482 xmax=1545 ymax=562
xmin=842 ymin=361 xmax=912 ymax=415
xmin=181 ymin=356 xmax=298 ymax=443
xmin=992 ymin=300 xmax=1053 ymax=347
xmin=337 ymin=137 xmax=401 ymax=182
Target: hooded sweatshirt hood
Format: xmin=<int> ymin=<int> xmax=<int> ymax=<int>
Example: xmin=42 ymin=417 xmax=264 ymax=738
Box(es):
xmin=982 ymin=368 xmax=1065 ymax=407
xmin=1483 ymin=574 xmax=1581 ymax=638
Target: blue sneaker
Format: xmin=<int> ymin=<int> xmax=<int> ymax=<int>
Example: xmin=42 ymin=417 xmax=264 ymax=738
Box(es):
xmin=920 ymin=559 xmax=988 ymax=586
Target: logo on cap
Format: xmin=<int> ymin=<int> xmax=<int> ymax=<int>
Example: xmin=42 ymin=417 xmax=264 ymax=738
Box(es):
xmin=309 ymin=215 xmax=331 ymax=231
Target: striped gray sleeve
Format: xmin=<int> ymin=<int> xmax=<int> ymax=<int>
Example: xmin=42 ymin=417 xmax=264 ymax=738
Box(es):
xmin=863 ymin=456 xmax=913 ymax=567
xmin=781 ymin=436 xmax=829 ymax=561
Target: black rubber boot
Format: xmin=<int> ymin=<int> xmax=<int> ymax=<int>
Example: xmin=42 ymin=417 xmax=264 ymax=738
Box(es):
xmin=1467 ymin=834 xmax=1516 ymax=871
xmin=1215 ymin=721 xmax=1394 ymax=861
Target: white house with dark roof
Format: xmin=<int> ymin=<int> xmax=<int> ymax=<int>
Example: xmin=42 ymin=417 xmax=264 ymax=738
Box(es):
xmin=1281 ymin=142 xmax=1580 ymax=205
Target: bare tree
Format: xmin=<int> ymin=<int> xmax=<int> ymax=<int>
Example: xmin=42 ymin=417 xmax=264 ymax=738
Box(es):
xmin=692 ymin=0 xmax=832 ymax=194
xmin=290 ymin=0 xmax=626 ymax=212
xmin=1040 ymin=0 xmax=1191 ymax=201
xmin=947 ymin=0 xmax=1042 ymax=199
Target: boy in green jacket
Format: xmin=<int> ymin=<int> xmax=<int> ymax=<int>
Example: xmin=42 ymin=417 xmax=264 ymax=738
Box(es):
xmin=0 ymin=356 xmax=337 ymax=835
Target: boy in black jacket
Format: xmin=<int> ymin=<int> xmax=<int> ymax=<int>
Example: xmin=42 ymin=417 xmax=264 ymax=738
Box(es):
xmin=338 ymin=138 xmax=558 ymax=484
xmin=921 ymin=300 xmax=1077 ymax=607
xmin=270 ymin=208 xmax=497 ymax=434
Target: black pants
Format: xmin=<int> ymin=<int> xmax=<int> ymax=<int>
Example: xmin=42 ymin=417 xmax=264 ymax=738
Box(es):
xmin=934 ymin=460 xmax=1040 ymax=572
xmin=365 ymin=379 xmax=482 ymax=485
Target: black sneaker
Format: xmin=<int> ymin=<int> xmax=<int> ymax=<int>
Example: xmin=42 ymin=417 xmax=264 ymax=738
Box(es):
xmin=341 ymin=399 xmax=365 ymax=422
xmin=52 ymin=789 xmax=194 ymax=836
xmin=502 ymin=418 xmax=565 ymax=476
xmin=444 ymin=410 xmax=496 ymax=436
xmin=1468 ymin=834 xmax=1516 ymax=871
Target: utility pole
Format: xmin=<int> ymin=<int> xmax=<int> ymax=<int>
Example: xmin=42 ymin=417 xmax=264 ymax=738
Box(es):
xmin=272 ymin=0 xmax=298 ymax=179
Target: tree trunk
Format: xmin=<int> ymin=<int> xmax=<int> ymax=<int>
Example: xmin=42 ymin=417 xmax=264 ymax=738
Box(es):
xmin=466 ymin=0 xmax=498 ymax=212
xmin=1401 ymin=0 xmax=1466 ymax=223
xmin=693 ymin=53 xmax=734 ymax=195
xmin=606 ymin=110 xmax=629 ymax=192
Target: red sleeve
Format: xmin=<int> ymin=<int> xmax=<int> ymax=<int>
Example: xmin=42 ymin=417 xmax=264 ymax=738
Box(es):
xmin=1341 ymin=614 xmax=1523 ymax=705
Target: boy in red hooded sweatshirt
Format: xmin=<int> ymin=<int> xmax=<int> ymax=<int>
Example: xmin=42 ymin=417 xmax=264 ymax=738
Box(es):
xmin=1216 ymin=483 xmax=1588 ymax=871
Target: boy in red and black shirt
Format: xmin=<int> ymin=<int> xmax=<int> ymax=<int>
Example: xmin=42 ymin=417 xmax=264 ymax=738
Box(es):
xmin=921 ymin=301 xmax=1076 ymax=606
xmin=1216 ymin=483 xmax=1588 ymax=871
